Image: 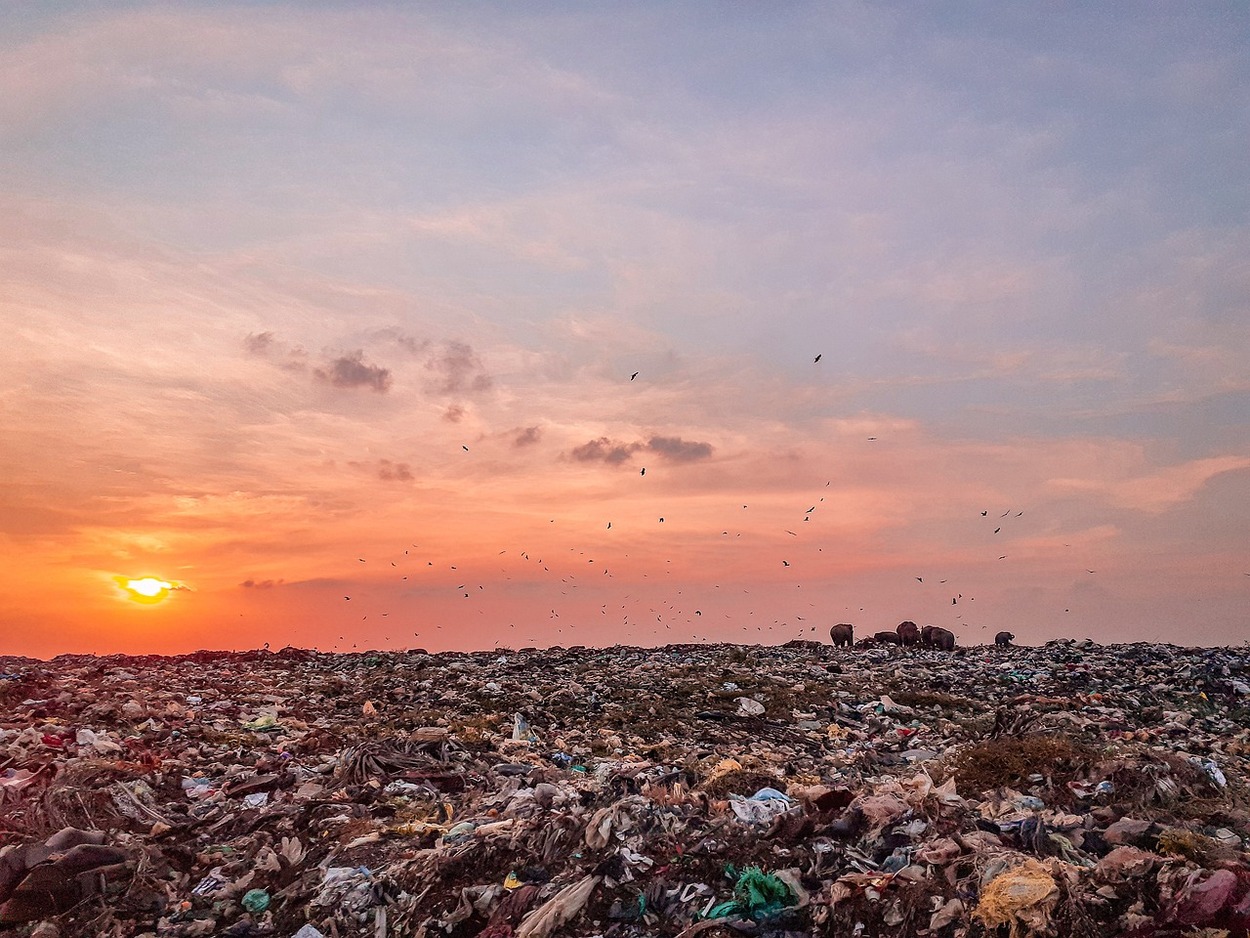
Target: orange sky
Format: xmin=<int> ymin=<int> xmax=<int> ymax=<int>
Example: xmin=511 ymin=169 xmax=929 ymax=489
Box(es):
xmin=1 ymin=5 xmax=1248 ymax=655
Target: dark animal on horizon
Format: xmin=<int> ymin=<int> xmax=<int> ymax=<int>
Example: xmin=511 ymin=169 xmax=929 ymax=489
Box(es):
xmin=995 ymin=631 xmax=1015 ymax=646
xmin=896 ymin=620 xmax=920 ymax=646
xmin=921 ymin=625 xmax=956 ymax=650
xmin=829 ymin=623 xmax=854 ymax=647
xmin=872 ymin=630 xmax=902 ymax=646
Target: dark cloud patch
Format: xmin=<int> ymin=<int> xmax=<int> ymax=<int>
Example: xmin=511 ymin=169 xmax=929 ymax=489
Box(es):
xmin=377 ymin=459 xmax=414 ymax=482
xmin=513 ymin=426 xmax=542 ymax=447
xmin=568 ymin=434 xmax=713 ymax=466
xmin=240 ymin=578 xmax=284 ymax=589
xmin=369 ymin=327 xmax=428 ymax=356
xmin=569 ymin=437 xmax=644 ymax=465
xmin=395 ymin=333 xmax=428 ymax=355
xmin=348 ymin=459 xmax=414 ymax=481
xmin=426 ymin=341 xmax=492 ymax=394
xmin=244 ymin=331 xmax=275 ymax=355
xmin=647 ymin=435 xmax=714 ymax=462
xmin=281 ymin=347 xmax=308 ymax=372
xmin=282 ymin=577 xmax=352 ymax=591
xmin=314 ymin=351 xmax=392 ymax=392
xmin=245 ymin=331 xmax=308 ymax=371
xmin=444 ymin=404 xmax=466 ymax=423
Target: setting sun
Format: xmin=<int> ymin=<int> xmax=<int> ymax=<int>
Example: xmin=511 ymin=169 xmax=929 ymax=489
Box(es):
xmin=114 ymin=576 xmax=174 ymax=605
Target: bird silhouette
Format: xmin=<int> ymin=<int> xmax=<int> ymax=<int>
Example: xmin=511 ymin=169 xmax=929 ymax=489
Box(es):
xmin=814 ymin=354 xmax=822 ymax=363
xmin=630 ymin=372 xmax=639 ymax=380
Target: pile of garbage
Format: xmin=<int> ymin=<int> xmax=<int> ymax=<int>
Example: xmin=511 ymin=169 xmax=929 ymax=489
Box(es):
xmin=2 ymin=638 xmax=1249 ymax=937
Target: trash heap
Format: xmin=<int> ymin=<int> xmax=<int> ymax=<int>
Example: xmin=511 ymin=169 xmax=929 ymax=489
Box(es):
xmin=2 ymin=639 xmax=1249 ymax=937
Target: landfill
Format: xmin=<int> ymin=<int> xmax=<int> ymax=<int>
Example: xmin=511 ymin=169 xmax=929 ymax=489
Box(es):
xmin=2 ymin=638 xmax=1250 ymax=937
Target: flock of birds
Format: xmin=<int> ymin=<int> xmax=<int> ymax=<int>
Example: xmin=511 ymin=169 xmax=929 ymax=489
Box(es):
xmin=311 ymin=356 xmax=1098 ymax=653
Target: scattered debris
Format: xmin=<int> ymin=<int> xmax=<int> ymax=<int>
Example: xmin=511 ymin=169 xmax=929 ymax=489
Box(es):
xmin=1 ymin=639 xmax=1248 ymax=935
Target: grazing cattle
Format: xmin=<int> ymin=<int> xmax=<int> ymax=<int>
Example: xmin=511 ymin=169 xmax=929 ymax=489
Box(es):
xmin=930 ymin=627 xmax=956 ymax=651
xmin=995 ymin=631 xmax=1015 ymax=646
xmin=829 ymin=623 xmax=854 ymax=647
xmin=920 ymin=625 xmax=936 ymax=647
xmin=872 ymin=630 xmax=902 ymax=645
xmin=896 ymin=620 xmax=920 ymax=646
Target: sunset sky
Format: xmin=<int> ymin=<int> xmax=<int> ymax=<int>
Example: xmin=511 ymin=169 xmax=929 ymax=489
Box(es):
xmin=2 ymin=4 xmax=1248 ymax=656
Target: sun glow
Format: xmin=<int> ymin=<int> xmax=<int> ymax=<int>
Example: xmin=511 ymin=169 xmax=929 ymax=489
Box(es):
xmin=114 ymin=575 xmax=174 ymax=604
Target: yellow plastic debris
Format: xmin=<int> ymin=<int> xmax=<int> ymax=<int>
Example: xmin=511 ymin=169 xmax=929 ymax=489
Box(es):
xmin=975 ymin=859 xmax=1058 ymax=936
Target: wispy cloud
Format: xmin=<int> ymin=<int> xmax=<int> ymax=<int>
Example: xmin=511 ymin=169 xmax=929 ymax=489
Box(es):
xmin=1049 ymin=454 xmax=1250 ymax=513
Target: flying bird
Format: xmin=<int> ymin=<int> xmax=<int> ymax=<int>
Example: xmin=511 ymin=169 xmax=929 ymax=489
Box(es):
xmin=640 ymin=468 xmax=645 ymax=476
xmin=462 ymin=445 xmax=469 ymax=451
xmin=630 ymin=372 xmax=639 ymax=380
xmin=813 ymin=354 xmax=822 ymax=363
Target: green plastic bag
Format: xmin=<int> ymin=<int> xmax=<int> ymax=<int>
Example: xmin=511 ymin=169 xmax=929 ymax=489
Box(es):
xmin=734 ymin=867 xmax=795 ymax=921
xmin=242 ymin=888 xmax=271 ymax=913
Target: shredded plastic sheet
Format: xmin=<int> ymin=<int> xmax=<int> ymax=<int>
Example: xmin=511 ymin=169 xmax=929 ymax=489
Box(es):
xmin=514 ymin=874 xmax=599 ymax=938
xmin=975 ymin=859 xmax=1060 ymax=936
